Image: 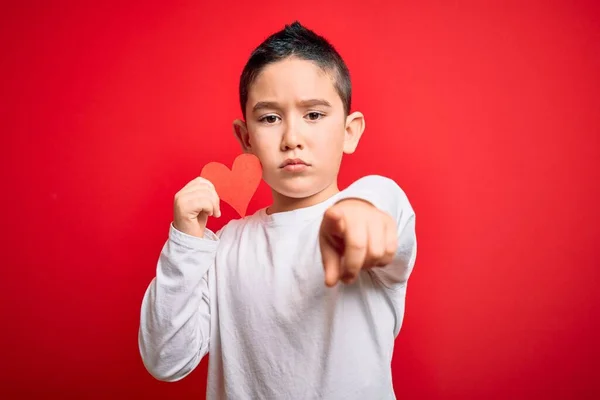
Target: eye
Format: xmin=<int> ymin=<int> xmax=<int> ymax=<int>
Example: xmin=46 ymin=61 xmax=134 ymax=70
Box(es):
xmin=259 ymin=114 xmax=280 ymax=124
xmin=306 ymin=112 xmax=324 ymax=121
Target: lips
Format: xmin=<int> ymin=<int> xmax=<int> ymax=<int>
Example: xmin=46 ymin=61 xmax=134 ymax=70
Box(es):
xmin=280 ymin=158 xmax=310 ymax=168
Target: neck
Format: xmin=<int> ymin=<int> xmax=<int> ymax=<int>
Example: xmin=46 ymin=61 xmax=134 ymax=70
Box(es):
xmin=267 ymin=180 xmax=340 ymax=214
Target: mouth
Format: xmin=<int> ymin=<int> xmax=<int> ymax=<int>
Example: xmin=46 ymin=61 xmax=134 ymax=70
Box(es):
xmin=279 ymin=158 xmax=310 ymax=168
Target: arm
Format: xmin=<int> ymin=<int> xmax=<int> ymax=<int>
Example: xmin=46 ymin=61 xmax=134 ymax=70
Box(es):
xmin=138 ymin=223 xmax=219 ymax=382
xmin=336 ymin=175 xmax=417 ymax=288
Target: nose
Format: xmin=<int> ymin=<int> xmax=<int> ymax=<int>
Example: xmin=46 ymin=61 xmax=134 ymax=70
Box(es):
xmin=280 ymin=119 xmax=304 ymax=151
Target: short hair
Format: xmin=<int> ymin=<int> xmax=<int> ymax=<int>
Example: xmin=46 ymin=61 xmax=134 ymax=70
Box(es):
xmin=239 ymin=21 xmax=352 ymax=118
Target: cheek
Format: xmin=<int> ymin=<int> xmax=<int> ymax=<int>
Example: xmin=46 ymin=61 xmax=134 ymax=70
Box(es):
xmin=248 ymin=127 xmax=279 ymax=150
xmin=248 ymin=132 xmax=281 ymax=166
xmin=312 ymin=121 xmax=345 ymax=149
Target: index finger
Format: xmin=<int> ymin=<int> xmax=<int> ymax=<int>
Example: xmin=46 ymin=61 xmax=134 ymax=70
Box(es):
xmin=322 ymin=207 xmax=346 ymax=238
xmin=320 ymin=233 xmax=342 ymax=287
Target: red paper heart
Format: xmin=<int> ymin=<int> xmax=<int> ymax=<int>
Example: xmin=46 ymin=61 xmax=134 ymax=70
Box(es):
xmin=200 ymin=153 xmax=262 ymax=217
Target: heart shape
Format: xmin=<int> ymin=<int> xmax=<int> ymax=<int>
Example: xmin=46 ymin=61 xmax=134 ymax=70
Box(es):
xmin=200 ymin=153 xmax=262 ymax=217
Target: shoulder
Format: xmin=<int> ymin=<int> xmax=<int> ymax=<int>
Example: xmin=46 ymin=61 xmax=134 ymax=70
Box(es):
xmin=341 ymin=175 xmax=414 ymax=220
xmin=349 ymin=174 xmax=398 ymax=187
xmin=345 ymin=174 xmax=404 ymax=195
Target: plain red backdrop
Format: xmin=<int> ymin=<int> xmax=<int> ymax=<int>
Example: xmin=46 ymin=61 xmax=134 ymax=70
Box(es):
xmin=1 ymin=1 xmax=599 ymax=398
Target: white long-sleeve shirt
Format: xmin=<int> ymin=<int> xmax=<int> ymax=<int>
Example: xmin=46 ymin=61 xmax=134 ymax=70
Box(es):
xmin=139 ymin=175 xmax=417 ymax=399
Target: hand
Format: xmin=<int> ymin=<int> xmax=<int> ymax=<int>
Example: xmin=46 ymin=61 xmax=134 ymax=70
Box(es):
xmin=319 ymin=199 xmax=398 ymax=286
xmin=173 ymin=177 xmax=221 ymax=238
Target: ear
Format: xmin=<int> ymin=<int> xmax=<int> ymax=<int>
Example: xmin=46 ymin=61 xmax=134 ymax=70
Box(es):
xmin=343 ymin=111 xmax=365 ymax=154
xmin=233 ymin=119 xmax=252 ymax=153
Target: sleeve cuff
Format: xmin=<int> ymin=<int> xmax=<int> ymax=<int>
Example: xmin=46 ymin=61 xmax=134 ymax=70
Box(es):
xmin=169 ymin=223 xmax=219 ymax=250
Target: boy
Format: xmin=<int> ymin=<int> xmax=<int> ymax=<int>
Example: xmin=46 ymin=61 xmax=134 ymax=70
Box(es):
xmin=139 ymin=21 xmax=417 ymax=399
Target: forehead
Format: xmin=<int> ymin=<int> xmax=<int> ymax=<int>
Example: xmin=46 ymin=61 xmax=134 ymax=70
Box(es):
xmin=248 ymin=58 xmax=341 ymax=105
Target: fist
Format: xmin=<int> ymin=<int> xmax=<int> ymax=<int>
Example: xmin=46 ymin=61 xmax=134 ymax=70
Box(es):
xmin=173 ymin=177 xmax=221 ymax=238
xmin=319 ymin=199 xmax=398 ymax=286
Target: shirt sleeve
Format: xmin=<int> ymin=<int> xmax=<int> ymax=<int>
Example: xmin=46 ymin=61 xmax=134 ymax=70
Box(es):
xmin=138 ymin=223 xmax=220 ymax=381
xmin=336 ymin=175 xmax=417 ymax=289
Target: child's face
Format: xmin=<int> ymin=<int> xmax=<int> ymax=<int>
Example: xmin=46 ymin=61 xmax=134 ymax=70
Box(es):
xmin=234 ymin=58 xmax=364 ymax=201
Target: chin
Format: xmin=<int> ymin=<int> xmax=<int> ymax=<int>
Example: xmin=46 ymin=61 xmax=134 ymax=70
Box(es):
xmin=268 ymin=175 xmax=332 ymax=199
xmin=273 ymin=183 xmax=318 ymax=199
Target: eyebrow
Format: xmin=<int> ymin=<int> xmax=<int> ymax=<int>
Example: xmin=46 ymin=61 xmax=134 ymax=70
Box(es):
xmin=252 ymin=99 xmax=332 ymax=112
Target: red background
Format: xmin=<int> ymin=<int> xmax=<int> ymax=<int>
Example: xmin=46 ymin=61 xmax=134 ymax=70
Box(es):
xmin=2 ymin=1 xmax=599 ymax=398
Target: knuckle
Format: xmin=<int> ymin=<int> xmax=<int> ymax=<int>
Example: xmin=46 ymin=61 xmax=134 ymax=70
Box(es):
xmin=174 ymin=194 xmax=186 ymax=210
xmin=387 ymin=247 xmax=397 ymax=259
xmin=371 ymin=246 xmax=386 ymax=259
xmin=382 ymin=250 xmax=395 ymax=263
xmin=344 ymin=258 xmax=362 ymax=271
xmin=386 ymin=239 xmax=398 ymax=254
xmin=199 ymin=177 xmax=214 ymax=187
xmin=346 ymin=238 xmax=366 ymax=251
